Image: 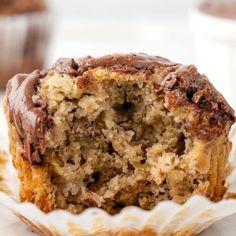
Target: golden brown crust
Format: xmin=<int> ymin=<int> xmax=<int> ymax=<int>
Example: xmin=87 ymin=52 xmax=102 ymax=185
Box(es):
xmin=3 ymin=99 xmax=54 ymax=212
xmin=0 ymin=150 xmax=10 ymax=195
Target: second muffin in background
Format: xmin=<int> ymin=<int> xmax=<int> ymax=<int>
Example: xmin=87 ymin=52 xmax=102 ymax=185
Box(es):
xmin=0 ymin=0 xmax=52 ymax=89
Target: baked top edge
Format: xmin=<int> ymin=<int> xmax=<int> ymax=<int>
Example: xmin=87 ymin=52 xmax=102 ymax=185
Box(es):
xmin=4 ymin=53 xmax=235 ymax=165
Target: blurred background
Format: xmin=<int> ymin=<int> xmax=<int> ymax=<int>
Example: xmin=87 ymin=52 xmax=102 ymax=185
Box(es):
xmin=0 ymin=0 xmax=236 ymax=105
xmin=47 ymin=0 xmax=197 ymax=65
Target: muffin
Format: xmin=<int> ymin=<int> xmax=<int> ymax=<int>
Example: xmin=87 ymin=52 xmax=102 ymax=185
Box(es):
xmin=0 ymin=0 xmax=51 ymax=89
xmin=0 ymin=150 xmax=9 ymax=194
xmin=4 ymin=53 xmax=235 ymax=215
xmin=199 ymin=0 xmax=236 ymax=19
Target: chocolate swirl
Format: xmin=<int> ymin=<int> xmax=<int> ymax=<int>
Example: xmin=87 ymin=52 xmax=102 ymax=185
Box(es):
xmin=5 ymin=53 xmax=235 ymax=165
xmin=6 ymin=70 xmax=47 ymax=165
xmin=53 ymin=53 xmax=178 ymax=76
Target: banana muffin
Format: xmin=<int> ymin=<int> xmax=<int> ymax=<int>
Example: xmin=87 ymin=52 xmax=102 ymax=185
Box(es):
xmin=4 ymin=53 xmax=235 ymax=214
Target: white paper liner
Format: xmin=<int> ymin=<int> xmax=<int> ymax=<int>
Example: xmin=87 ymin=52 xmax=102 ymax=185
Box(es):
xmin=0 ymin=107 xmax=236 ymax=235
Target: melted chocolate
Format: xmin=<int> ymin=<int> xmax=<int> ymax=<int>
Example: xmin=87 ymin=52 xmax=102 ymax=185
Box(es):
xmin=6 ymin=70 xmax=47 ymax=165
xmin=161 ymin=65 xmax=235 ymax=140
xmin=54 ymin=53 xmax=178 ymax=75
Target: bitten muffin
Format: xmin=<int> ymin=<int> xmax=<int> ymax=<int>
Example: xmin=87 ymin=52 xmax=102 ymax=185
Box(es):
xmin=4 ymin=53 xmax=235 ymax=214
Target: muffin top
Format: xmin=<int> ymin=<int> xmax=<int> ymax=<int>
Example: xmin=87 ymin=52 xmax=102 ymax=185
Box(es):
xmin=0 ymin=0 xmax=46 ymax=15
xmin=5 ymin=53 xmax=235 ymax=156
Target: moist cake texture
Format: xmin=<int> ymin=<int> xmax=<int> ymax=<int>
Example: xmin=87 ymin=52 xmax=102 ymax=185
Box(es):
xmin=4 ymin=53 xmax=235 ymax=214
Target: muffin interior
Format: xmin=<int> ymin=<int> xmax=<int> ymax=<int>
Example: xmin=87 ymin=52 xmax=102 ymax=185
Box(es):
xmin=38 ymin=70 xmax=211 ymax=214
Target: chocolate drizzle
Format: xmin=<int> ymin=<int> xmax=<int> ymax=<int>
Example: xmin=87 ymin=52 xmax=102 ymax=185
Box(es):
xmin=52 ymin=58 xmax=79 ymax=76
xmin=5 ymin=53 xmax=235 ymax=165
xmin=53 ymin=53 xmax=178 ymax=76
xmin=161 ymin=65 xmax=235 ymax=140
xmin=6 ymin=70 xmax=47 ymax=165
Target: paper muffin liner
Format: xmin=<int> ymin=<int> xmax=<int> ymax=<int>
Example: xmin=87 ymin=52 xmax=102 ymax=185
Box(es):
xmin=0 ymin=11 xmax=52 ymax=88
xmin=0 ymin=108 xmax=236 ymax=235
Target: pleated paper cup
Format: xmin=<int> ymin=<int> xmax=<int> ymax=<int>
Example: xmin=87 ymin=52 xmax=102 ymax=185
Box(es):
xmin=0 ymin=107 xmax=236 ymax=235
